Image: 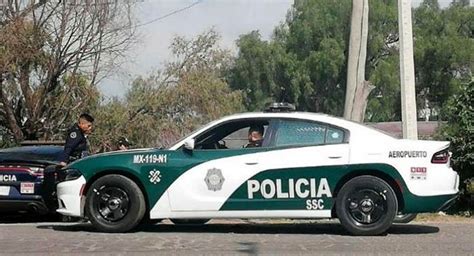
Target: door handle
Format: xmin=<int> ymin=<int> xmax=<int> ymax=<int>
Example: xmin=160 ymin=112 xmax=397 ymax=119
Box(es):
xmin=245 ymin=162 xmax=259 ymax=165
xmin=328 ymin=156 xmax=342 ymax=159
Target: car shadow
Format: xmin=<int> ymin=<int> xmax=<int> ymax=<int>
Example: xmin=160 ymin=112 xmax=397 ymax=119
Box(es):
xmin=0 ymin=213 xmax=61 ymax=224
xmin=36 ymin=222 xmax=440 ymax=236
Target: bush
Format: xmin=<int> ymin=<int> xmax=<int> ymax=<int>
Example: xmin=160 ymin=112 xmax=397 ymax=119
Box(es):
xmin=439 ymin=81 xmax=474 ymax=212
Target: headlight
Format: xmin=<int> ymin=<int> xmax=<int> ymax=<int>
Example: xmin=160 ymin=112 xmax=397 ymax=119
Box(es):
xmin=63 ymin=168 xmax=83 ymax=181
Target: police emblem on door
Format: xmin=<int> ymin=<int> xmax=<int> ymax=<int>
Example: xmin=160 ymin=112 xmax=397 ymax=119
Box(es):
xmin=205 ymin=168 xmax=225 ymax=191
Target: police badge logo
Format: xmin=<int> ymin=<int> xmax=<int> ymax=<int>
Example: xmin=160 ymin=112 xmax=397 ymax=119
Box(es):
xmin=205 ymin=168 xmax=225 ymax=191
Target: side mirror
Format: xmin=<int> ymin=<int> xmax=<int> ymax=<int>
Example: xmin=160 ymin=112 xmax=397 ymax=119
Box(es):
xmin=184 ymin=139 xmax=195 ymax=151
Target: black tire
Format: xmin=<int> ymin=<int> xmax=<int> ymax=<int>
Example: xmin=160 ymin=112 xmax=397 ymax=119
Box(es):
xmin=85 ymin=175 xmax=146 ymax=233
xmin=170 ymin=219 xmax=210 ymax=225
xmin=393 ymin=213 xmax=417 ymax=223
xmin=336 ymin=175 xmax=398 ymax=236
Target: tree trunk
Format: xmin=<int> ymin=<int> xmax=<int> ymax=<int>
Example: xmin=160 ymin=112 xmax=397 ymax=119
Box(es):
xmin=0 ymin=77 xmax=24 ymax=141
xmin=352 ymin=80 xmax=375 ymax=122
xmin=344 ymin=0 xmax=373 ymax=122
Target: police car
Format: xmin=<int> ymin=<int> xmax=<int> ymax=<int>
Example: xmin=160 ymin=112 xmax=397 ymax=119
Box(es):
xmin=0 ymin=145 xmax=62 ymax=215
xmin=56 ymin=104 xmax=459 ymax=235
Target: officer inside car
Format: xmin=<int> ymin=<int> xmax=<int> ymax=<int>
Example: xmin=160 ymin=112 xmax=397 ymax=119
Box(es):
xmin=58 ymin=113 xmax=94 ymax=166
xmin=245 ymin=125 xmax=264 ymax=148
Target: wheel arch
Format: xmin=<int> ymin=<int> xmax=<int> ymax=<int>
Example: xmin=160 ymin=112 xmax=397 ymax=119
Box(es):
xmin=331 ymin=169 xmax=405 ymax=218
xmin=83 ymin=170 xmax=150 ymax=214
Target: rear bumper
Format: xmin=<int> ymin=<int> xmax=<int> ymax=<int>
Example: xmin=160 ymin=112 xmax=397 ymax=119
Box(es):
xmin=437 ymin=193 xmax=459 ymax=212
xmin=0 ymin=199 xmax=50 ymax=214
xmin=403 ymin=193 xmax=459 ymax=213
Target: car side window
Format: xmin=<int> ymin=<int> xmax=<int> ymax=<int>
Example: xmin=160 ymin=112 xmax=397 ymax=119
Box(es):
xmin=221 ymin=125 xmax=269 ymax=149
xmin=273 ymin=119 xmax=345 ymax=147
xmin=326 ymin=126 xmax=345 ymax=144
xmin=194 ymin=119 xmax=270 ymax=150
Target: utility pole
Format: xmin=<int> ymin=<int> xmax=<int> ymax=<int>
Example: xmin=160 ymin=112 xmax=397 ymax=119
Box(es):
xmin=398 ymin=0 xmax=418 ymax=139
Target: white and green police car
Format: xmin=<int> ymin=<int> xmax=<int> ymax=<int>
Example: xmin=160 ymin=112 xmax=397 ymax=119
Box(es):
xmin=56 ymin=104 xmax=459 ymax=235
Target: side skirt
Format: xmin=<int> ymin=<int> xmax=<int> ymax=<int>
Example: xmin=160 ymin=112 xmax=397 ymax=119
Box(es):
xmin=151 ymin=209 xmax=332 ymax=219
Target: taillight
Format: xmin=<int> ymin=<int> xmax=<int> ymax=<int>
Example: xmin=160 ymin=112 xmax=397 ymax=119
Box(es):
xmin=29 ymin=167 xmax=44 ymax=177
xmin=431 ymin=149 xmax=450 ymax=164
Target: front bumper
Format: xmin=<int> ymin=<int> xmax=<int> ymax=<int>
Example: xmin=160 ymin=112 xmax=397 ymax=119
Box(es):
xmin=56 ymin=176 xmax=86 ymax=217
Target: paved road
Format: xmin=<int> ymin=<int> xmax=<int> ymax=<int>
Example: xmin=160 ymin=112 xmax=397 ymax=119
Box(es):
xmin=0 ymin=218 xmax=472 ymax=255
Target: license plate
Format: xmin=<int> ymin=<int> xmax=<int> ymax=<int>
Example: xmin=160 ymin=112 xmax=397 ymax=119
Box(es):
xmin=20 ymin=182 xmax=35 ymax=194
xmin=0 ymin=186 xmax=10 ymax=196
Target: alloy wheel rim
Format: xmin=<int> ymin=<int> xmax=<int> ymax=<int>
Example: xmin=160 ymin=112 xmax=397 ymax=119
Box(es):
xmin=94 ymin=186 xmax=130 ymax=222
xmin=346 ymin=188 xmax=387 ymax=225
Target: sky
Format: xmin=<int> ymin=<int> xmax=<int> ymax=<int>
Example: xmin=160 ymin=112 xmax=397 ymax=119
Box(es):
xmin=98 ymin=0 xmax=456 ymax=98
xmin=99 ymin=0 xmax=294 ymax=98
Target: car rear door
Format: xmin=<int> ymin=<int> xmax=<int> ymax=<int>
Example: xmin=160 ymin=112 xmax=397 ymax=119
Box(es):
xmin=219 ymin=118 xmax=350 ymax=214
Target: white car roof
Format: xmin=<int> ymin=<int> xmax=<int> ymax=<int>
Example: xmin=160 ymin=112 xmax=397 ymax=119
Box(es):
xmin=169 ymin=111 xmax=394 ymax=150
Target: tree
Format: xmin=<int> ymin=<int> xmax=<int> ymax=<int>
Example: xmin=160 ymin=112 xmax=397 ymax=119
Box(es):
xmin=0 ymin=0 xmax=136 ymax=143
xmin=439 ymin=82 xmax=473 ymax=186
xmin=413 ymin=1 xmax=473 ymax=118
xmin=344 ymin=0 xmax=374 ymax=122
xmin=91 ymin=30 xmax=244 ymax=150
xmin=228 ymin=0 xmax=402 ymax=117
xmin=229 ymin=0 xmax=471 ymax=123
xmin=438 ymin=81 xmax=473 ymax=211
xmin=227 ymin=31 xmax=309 ymax=111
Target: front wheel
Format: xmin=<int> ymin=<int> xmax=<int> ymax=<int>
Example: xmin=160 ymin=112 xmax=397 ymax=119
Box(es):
xmin=85 ymin=175 xmax=146 ymax=233
xmin=336 ymin=175 xmax=398 ymax=236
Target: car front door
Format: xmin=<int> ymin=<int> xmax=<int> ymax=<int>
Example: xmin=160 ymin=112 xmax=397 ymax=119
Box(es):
xmin=167 ymin=118 xmax=273 ymax=212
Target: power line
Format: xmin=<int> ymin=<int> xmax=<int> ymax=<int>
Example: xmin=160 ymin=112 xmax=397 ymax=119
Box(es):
xmin=134 ymin=0 xmax=202 ymax=28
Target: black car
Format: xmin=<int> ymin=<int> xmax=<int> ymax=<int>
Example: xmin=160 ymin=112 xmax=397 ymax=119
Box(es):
xmin=0 ymin=145 xmax=62 ymax=215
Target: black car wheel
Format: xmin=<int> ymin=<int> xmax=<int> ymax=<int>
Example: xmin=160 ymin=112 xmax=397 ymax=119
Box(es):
xmin=85 ymin=175 xmax=145 ymax=233
xmin=336 ymin=175 xmax=398 ymax=236
xmin=170 ymin=219 xmax=210 ymax=225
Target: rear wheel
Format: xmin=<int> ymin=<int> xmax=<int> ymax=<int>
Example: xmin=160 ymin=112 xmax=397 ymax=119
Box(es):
xmin=170 ymin=219 xmax=210 ymax=225
xmin=85 ymin=175 xmax=146 ymax=233
xmin=336 ymin=175 xmax=398 ymax=236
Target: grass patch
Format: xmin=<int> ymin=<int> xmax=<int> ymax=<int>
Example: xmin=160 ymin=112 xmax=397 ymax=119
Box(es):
xmin=415 ymin=212 xmax=473 ymax=222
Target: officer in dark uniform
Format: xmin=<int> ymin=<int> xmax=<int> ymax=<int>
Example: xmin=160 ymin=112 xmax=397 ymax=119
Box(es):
xmin=58 ymin=113 xmax=94 ymax=166
xmin=116 ymin=136 xmax=131 ymax=151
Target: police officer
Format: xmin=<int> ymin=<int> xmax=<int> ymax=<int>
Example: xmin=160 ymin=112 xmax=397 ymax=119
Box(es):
xmin=245 ymin=125 xmax=264 ymax=148
xmin=58 ymin=113 xmax=94 ymax=166
xmin=116 ymin=136 xmax=131 ymax=151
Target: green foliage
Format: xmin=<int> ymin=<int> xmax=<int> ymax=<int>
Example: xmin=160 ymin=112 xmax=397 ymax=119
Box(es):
xmin=90 ymin=30 xmax=244 ymax=151
xmin=366 ymin=56 xmax=401 ymax=121
xmin=228 ymin=0 xmax=472 ymax=122
xmin=439 ymin=82 xmax=473 ymax=184
xmin=88 ymin=98 xmax=128 ymax=152
xmin=413 ymin=1 xmax=474 ymax=112
xmin=228 ymin=0 xmax=402 ymax=116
